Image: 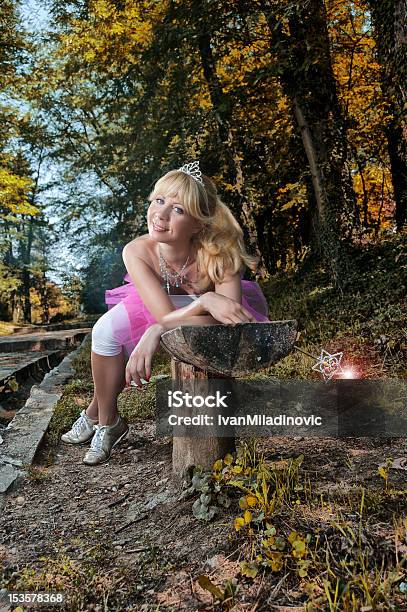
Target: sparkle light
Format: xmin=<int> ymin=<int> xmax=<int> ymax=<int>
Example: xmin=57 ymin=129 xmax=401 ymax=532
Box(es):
xmin=338 ymin=367 xmax=358 ymax=379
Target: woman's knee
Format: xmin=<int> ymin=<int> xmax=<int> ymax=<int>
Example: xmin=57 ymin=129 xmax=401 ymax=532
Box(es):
xmin=91 ymin=311 xmax=122 ymax=356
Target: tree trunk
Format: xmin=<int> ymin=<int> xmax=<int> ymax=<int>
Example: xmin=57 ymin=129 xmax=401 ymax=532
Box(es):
xmin=21 ymin=217 xmax=34 ymax=323
xmin=171 ymin=360 xmax=235 ymax=481
xmin=38 ymin=273 xmax=50 ymax=324
xmin=161 ymin=322 xmax=297 ymax=482
xmin=263 ymin=0 xmax=356 ymax=282
xmin=11 ymin=293 xmax=23 ymax=324
xmin=369 ymin=0 xmax=407 ymax=230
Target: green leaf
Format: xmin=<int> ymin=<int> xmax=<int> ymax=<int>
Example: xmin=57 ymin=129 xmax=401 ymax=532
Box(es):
xmin=217 ymin=493 xmax=231 ymax=508
xmin=240 ymin=561 xmax=258 ymax=579
xmin=192 ymin=499 xmax=218 ymax=521
xmin=228 ymin=480 xmax=247 ymax=490
xmin=200 ymin=493 xmax=212 ymax=506
xmin=252 ymin=511 xmax=265 ymax=524
xmin=239 ymin=496 xmax=248 ymax=509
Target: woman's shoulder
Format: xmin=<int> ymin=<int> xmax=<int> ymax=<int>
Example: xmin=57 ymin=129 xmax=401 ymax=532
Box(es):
xmin=123 ymin=234 xmax=156 ymax=266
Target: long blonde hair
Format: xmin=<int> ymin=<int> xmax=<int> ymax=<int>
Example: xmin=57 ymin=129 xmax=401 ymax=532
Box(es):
xmin=148 ymin=169 xmax=257 ymax=290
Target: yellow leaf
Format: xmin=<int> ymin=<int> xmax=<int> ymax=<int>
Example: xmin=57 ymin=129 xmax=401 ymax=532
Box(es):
xmin=378 ymin=467 xmax=387 ymax=478
xmin=288 ymin=531 xmax=298 ymax=544
xmin=213 ymin=459 xmax=223 ymax=471
xmin=266 ymin=552 xmax=284 ymax=572
xmin=246 ymin=495 xmax=257 ymax=507
xmin=244 ymin=510 xmax=252 ymax=524
xmin=239 ymin=561 xmax=258 ymax=578
xmin=197 ymin=575 xmax=224 ymax=600
xmin=8 ymin=377 xmax=18 ymax=392
xmin=234 ymin=517 xmax=245 ymax=531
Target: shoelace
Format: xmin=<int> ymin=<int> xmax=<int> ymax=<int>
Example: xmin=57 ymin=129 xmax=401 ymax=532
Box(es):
xmin=72 ymin=413 xmax=89 ymax=437
xmin=90 ymin=425 xmax=108 ymax=452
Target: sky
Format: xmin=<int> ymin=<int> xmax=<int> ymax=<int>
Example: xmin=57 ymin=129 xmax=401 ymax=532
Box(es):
xmin=19 ymin=0 xmax=51 ymax=34
xmin=17 ymin=0 xmax=113 ymax=284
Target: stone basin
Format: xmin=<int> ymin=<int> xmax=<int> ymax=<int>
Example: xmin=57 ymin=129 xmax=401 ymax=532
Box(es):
xmin=160 ymin=320 xmax=298 ymax=377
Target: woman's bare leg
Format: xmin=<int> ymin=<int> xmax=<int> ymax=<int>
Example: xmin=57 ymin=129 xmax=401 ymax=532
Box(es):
xmin=85 ymin=392 xmax=99 ymax=420
xmin=89 ymin=350 xmax=126 ymax=426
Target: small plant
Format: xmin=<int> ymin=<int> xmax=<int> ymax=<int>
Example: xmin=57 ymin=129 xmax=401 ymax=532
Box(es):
xmin=197 ymin=575 xmax=238 ymax=610
xmin=183 ymin=442 xmax=305 ymax=530
xmin=179 ymin=461 xmax=233 ymax=521
xmin=378 ymin=457 xmax=393 ymax=493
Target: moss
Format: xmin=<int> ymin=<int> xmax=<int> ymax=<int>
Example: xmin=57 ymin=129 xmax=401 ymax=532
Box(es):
xmin=118 ymin=384 xmax=156 ymax=420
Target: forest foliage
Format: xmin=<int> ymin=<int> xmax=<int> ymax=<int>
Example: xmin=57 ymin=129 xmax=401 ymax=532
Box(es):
xmin=0 ymin=0 xmax=405 ymax=322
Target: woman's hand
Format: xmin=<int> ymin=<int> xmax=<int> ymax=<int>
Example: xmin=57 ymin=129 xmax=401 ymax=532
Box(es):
xmin=199 ymin=292 xmax=256 ymax=325
xmin=125 ymin=323 xmax=163 ymax=388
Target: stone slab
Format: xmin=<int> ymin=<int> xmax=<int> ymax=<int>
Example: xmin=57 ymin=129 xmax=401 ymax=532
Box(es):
xmin=0 ymin=336 xmax=90 ymax=494
xmin=0 ymin=328 xmax=91 ymax=353
xmin=4 ymin=319 xmax=96 ymax=336
xmin=0 ymin=350 xmax=60 ymax=383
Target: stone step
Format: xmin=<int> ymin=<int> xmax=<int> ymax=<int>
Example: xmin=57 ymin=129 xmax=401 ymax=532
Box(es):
xmin=0 ymin=350 xmax=66 ymax=391
xmin=4 ymin=325 xmax=37 ymax=336
xmin=4 ymin=319 xmax=96 ymax=336
xmin=0 ymin=328 xmax=91 ymax=353
xmin=0 ymin=339 xmax=88 ymax=494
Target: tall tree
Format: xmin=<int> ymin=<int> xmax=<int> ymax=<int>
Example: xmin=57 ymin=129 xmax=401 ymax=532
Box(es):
xmin=368 ymin=0 xmax=407 ymax=230
xmin=184 ymin=1 xmax=263 ymax=268
xmin=0 ymin=0 xmax=41 ymax=321
xmin=261 ymin=0 xmax=357 ymax=282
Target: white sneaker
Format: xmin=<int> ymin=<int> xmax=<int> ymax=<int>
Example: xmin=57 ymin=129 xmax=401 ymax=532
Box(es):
xmin=61 ymin=410 xmax=98 ymax=445
xmin=83 ymin=416 xmax=129 ymax=465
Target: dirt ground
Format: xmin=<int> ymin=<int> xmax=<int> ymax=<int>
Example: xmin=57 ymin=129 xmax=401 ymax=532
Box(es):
xmin=1 ymin=417 xmax=406 ymax=611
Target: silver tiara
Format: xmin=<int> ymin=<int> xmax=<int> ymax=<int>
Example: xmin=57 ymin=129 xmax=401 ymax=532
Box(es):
xmin=178 ymin=161 xmax=204 ymax=186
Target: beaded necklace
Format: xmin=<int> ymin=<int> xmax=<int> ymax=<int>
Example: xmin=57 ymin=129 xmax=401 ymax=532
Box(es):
xmin=158 ymin=246 xmax=190 ymax=294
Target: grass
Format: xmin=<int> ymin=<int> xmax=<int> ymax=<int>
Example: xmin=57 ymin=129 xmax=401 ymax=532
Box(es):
xmin=44 ymin=339 xmax=171 ymax=457
xmin=0 ymin=533 xmax=168 ymax=611
xmin=259 ymin=234 xmax=406 ymax=379
xmin=197 ymin=442 xmax=407 ymax=610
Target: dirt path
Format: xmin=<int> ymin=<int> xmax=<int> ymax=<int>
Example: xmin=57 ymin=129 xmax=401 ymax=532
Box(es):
xmin=1 ymin=422 xmax=406 ymax=610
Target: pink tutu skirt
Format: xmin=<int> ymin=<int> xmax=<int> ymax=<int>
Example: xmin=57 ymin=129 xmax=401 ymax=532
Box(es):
xmin=104 ymin=273 xmax=269 ymax=356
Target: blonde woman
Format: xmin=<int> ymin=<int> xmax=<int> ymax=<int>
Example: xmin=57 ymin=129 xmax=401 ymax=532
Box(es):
xmin=62 ymin=162 xmax=269 ymax=465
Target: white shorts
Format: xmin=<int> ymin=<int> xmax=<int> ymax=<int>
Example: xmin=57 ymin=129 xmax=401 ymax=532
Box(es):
xmin=91 ymin=302 xmax=130 ymax=357
xmin=91 ymin=294 xmax=198 ymax=357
